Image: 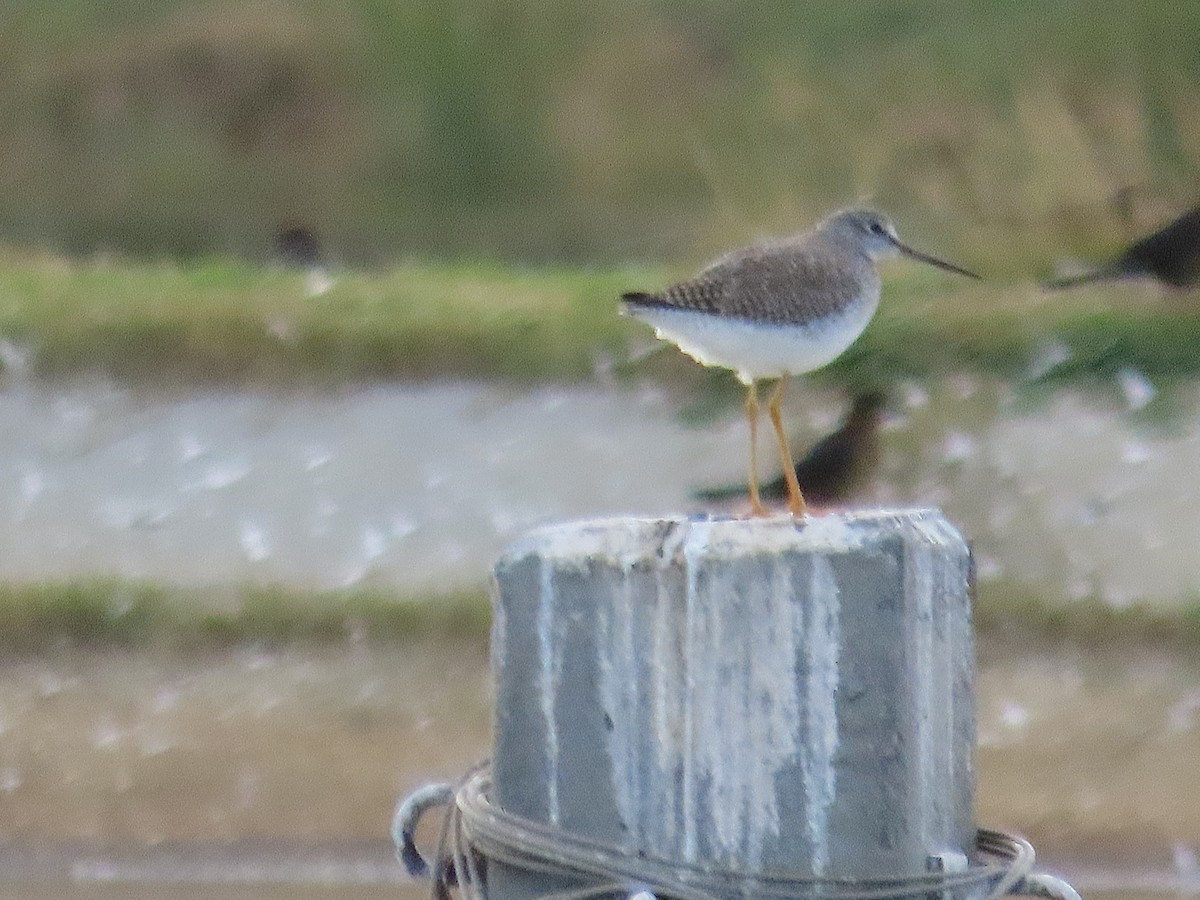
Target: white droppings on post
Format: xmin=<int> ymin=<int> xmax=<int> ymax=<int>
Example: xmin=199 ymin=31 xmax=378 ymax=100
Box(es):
xmin=537 ymin=557 xmax=560 ymax=824
xmin=703 ymin=554 xmax=805 ymax=869
xmin=603 ymin=519 xmax=829 ymax=865
xmin=653 ymin=522 xmax=690 ymax=850
xmin=609 ymin=518 xmax=854 ymax=867
xmin=504 ymin=518 xmax=664 ymax=574
xmin=679 ymin=521 xmax=706 ymax=863
xmin=648 ymin=545 xmax=676 ymax=849
xmin=614 ymin=520 xmax=831 ymax=868
xmin=598 ymin=567 xmax=641 ymax=843
xmin=620 ymin=573 xmax=641 ymax=833
xmin=505 ymin=513 xmax=872 ymax=566
xmin=491 ymin=511 xmax=975 ymax=892
xmin=489 ymin=577 xmax=507 ymax=684
xmin=907 ymin=509 xmax=969 ymax=555
xmin=802 ymin=554 xmax=842 ymax=876
xmin=909 ymin=534 xmax=936 ymax=850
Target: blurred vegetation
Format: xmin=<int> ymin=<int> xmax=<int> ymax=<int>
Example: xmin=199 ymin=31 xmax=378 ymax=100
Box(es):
xmin=0 ymin=246 xmax=653 ymax=382
xmin=0 ymin=579 xmax=491 ymax=651
xmin=1 ymin=0 xmax=1199 ymax=275
xmin=976 ymin=581 xmax=1200 ymax=657
xmin=2 ymin=577 xmax=1198 ymax=654
xmin=4 ymin=244 xmax=1200 ymax=386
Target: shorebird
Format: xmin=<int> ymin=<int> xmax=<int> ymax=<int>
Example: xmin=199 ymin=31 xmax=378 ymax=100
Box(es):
xmin=693 ymin=391 xmax=886 ymax=509
xmin=274 ymin=225 xmax=322 ymax=268
xmin=1045 ymin=205 xmax=1200 ymax=290
xmin=273 ymin=225 xmax=334 ymax=297
xmin=621 ymin=208 xmax=977 ymax=517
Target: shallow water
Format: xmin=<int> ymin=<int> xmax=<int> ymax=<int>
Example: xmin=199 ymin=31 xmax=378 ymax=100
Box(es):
xmin=0 ymin=379 xmax=731 ymax=590
xmin=3 ymin=375 xmax=1200 ymax=607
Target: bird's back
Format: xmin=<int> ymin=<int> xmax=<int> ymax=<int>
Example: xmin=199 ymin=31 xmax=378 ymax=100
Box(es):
xmin=1121 ymin=206 xmax=1200 ymax=286
xmin=1048 ymin=205 xmax=1200 ymax=289
xmin=624 ymin=234 xmax=878 ymax=328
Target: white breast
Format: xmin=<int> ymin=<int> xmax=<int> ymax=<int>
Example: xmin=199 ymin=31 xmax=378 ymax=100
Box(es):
xmin=628 ymin=288 xmax=880 ymax=385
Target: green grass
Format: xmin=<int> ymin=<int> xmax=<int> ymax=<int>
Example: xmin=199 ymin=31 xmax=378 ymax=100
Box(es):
xmin=0 ymin=579 xmax=491 ymax=651
xmin=0 ymin=249 xmax=656 ymax=382
xmin=2 ymin=246 xmax=1200 ymax=387
xmin=976 ymin=581 xmax=1200 ymax=656
xmin=1 ymin=576 xmax=1197 ymax=654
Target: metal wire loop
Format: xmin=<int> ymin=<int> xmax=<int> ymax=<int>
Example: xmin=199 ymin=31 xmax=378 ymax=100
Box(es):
xmin=396 ymin=766 xmax=1079 ymax=900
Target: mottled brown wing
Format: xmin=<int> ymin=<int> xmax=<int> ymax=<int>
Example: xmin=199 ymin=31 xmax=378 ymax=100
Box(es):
xmin=643 ymin=239 xmax=869 ymax=326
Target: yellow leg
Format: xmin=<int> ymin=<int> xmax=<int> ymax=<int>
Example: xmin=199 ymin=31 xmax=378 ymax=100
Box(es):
xmin=767 ymin=377 xmax=807 ymax=517
xmin=744 ymin=382 xmax=766 ymax=517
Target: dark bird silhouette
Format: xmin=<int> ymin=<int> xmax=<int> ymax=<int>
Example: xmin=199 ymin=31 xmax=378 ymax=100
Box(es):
xmin=273 ymin=225 xmax=322 ymax=268
xmin=694 ymin=391 xmax=886 ymax=508
xmin=272 ymin=224 xmax=334 ymax=296
xmin=1045 ymin=205 xmax=1200 ymax=290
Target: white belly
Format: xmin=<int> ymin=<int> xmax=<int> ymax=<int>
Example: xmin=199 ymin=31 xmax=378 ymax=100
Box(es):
xmin=628 ymin=294 xmax=878 ymax=385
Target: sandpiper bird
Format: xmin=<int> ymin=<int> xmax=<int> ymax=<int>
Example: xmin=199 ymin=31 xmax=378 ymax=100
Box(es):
xmin=621 ymin=208 xmax=977 ymax=517
xmin=1045 ymin=204 xmax=1200 ymax=290
xmin=693 ymin=391 xmax=887 ymax=509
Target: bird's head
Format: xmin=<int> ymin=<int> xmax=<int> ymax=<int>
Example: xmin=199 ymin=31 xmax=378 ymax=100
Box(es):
xmin=823 ymin=209 xmax=900 ymax=256
xmin=824 ymin=208 xmax=980 ymax=279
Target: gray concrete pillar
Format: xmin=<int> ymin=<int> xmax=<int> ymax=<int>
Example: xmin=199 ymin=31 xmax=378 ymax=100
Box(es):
xmin=489 ymin=510 xmax=974 ymax=893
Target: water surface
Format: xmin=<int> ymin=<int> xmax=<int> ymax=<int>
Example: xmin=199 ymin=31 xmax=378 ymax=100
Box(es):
xmin=3 ymin=376 xmax=1200 ymax=607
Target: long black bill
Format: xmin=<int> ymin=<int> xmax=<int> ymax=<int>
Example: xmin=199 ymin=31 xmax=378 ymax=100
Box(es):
xmin=893 ymin=239 xmax=980 ymax=279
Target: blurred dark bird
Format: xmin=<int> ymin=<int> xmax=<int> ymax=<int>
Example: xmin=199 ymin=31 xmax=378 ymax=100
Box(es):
xmin=274 ymin=225 xmax=322 ymax=268
xmin=273 ymin=225 xmax=334 ymax=296
xmin=1045 ymin=205 xmax=1200 ymax=290
xmin=693 ymin=391 xmax=886 ymax=509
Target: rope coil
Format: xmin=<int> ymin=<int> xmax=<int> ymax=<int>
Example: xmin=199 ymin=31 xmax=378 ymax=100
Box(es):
xmin=394 ymin=766 xmax=1080 ymax=900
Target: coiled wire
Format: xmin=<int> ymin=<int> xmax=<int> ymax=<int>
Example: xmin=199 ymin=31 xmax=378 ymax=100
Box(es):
xmin=395 ymin=764 xmax=1080 ymax=900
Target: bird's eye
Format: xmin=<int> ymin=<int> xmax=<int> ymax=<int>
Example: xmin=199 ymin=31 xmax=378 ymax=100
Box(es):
xmin=869 ymin=221 xmax=886 ymax=235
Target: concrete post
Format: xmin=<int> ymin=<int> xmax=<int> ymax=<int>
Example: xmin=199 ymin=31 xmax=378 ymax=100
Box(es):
xmin=489 ymin=510 xmax=974 ymax=895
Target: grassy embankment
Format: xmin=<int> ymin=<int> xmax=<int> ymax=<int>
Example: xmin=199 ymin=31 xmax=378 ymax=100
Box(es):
xmin=4 ymin=245 xmax=1200 ymax=388
xmin=2 ymin=578 xmax=1199 ymax=655
xmin=0 ymin=580 xmax=490 ymax=652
